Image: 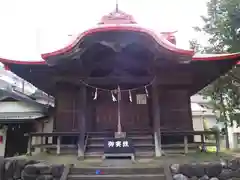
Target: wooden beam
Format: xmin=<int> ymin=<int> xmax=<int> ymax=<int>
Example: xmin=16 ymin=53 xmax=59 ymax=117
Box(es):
xmin=54 ymin=76 xmax=155 ymax=85
xmin=53 ymin=74 xmax=192 ymax=85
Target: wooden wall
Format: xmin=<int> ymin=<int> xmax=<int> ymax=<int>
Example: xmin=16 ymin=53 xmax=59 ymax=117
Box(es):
xmin=54 ymin=83 xmax=83 ymax=132
xmin=53 ymin=83 xmax=193 ymax=133
xmin=159 ymin=88 xmax=193 ymax=131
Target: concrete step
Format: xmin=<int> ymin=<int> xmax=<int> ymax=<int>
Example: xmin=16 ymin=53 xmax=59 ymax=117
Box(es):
xmin=68 ymin=165 xmax=165 ymax=180
xmin=68 ymin=174 xmax=165 ymax=180
xmin=70 ymin=167 xmax=164 ymax=175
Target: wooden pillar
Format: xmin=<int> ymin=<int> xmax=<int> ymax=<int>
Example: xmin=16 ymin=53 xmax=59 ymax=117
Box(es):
xmin=184 ymin=135 xmax=188 ymax=154
xmin=215 ymin=132 xmax=220 ymax=156
xmin=57 ymin=136 xmax=61 ymax=155
xmin=151 ymin=83 xmax=162 ymax=157
xmin=27 ymin=135 xmax=32 ymax=156
xmin=77 ymin=86 xmax=87 ymax=159
xmin=201 ymin=134 xmax=205 ymax=152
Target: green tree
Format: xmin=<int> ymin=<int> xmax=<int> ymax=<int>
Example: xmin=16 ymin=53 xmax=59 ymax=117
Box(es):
xmin=190 ymin=0 xmax=240 ymax=149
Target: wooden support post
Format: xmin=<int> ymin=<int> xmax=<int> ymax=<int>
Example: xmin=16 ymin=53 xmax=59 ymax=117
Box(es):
xmin=57 ymin=136 xmax=61 ymax=155
xmin=77 ymin=86 xmax=87 ymax=159
xmin=201 ymin=134 xmax=205 ymax=152
xmin=43 ymin=136 xmax=49 ymax=152
xmin=77 ymin=136 xmax=84 ymax=158
xmin=40 ymin=136 xmax=43 ymax=152
xmin=184 ymin=135 xmax=188 ymax=154
xmin=151 ymin=83 xmax=162 ymax=157
xmin=45 ymin=137 xmax=49 ymax=144
xmin=27 ymin=135 xmax=32 ymax=156
xmin=215 ymin=132 xmax=220 ymax=156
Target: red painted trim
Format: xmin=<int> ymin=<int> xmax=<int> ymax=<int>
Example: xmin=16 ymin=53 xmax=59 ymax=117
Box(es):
xmin=193 ymin=53 xmax=240 ymax=61
xmin=4 ymin=64 xmax=10 ymax=71
xmin=41 ymin=25 xmax=194 ymax=59
xmin=0 ymin=57 xmax=45 ymax=65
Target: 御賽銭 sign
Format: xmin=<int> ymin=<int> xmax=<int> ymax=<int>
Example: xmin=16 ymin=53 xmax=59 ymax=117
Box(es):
xmin=104 ymin=138 xmax=134 ymax=154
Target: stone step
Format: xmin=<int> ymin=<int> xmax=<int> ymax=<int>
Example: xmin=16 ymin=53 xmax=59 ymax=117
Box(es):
xmin=84 ymin=151 xmax=155 ymax=158
xmin=68 ymin=174 xmax=165 ymax=180
xmin=84 ymin=152 xmax=103 ymax=158
xmin=70 ymin=167 xmax=164 ymax=175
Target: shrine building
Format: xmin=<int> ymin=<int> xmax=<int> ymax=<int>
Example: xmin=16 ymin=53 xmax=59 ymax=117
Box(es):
xmin=1 ymin=9 xmax=240 ymax=158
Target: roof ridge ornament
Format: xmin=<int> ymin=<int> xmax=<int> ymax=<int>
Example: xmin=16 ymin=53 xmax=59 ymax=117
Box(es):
xmin=98 ymin=0 xmax=137 ymax=24
xmin=115 ymin=0 xmax=119 ymax=13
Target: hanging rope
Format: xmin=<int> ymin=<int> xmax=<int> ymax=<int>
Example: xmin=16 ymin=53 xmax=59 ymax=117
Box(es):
xmin=78 ymin=76 xmax=156 ymax=92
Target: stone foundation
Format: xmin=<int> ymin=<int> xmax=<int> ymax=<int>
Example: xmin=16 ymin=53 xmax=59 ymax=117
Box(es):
xmin=0 ymin=157 xmax=65 ymax=180
xmin=170 ymin=158 xmax=240 ymax=180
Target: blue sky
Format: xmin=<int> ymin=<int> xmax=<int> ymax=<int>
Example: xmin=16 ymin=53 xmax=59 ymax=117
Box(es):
xmin=0 ymin=0 xmax=209 ymax=61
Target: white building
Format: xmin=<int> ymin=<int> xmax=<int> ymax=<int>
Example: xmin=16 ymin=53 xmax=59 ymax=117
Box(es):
xmin=0 ymin=66 xmax=52 ymax=157
xmin=191 ymin=94 xmax=240 ymax=150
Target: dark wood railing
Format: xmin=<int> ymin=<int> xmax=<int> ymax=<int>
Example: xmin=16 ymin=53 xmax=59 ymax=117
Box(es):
xmin=26 ymin=130 xmax=220 ymax=157
xmin=160 ymin=130 xmax=220 ymax=155
xmin=26 ymin=132 xmax=88 ymax=157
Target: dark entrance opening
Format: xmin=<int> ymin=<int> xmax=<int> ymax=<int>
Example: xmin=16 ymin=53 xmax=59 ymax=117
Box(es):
xmin=4 ymin=123 xmax=32 ymax=157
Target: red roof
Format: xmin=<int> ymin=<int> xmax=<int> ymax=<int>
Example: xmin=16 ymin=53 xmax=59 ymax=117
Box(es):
xmin=1 ymin=9 xmax=240 ymax=65
xmin=41 ymin=25 xmax=194 ymax=60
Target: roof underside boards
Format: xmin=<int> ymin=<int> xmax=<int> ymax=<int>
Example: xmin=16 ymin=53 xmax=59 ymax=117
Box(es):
xmin=39 ymin=31 xmax=193 ymax=67
xmin=189 ymin=59 xmax=238 ymax=94
xmin=0 ymin=86 xmax=49 ymax=111
xmin=2 ymin=56 xmax=238 ymax=96
xmin=41 ymin=25 xmax=194 ymax=62
xmin=3 ymin=63 xmax=54 ymax=95
xmin=0 ymin=112 xmax=45 ymax=120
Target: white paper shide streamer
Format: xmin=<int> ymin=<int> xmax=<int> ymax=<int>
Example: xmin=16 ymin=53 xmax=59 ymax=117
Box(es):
xmin=93 ymin=88 xmax=98 ymax=100
xmin=111 ymin=91 xmax=117 ymax=102
xmin=129 ymin=90 xmax=132 ymax=102
xmin=145 ymin=86 xmax=149 ymax=97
